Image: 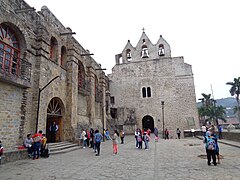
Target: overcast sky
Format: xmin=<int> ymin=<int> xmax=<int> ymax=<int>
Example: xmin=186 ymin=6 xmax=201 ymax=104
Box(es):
xmin=24 ymin=0 xmax=240 ymax=101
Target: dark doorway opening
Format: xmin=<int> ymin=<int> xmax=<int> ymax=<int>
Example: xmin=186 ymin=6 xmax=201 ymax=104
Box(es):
xmin=142 ymin=115 xmax=154 ymax=132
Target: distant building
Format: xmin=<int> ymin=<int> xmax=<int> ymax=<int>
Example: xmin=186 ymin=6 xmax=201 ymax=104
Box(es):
xmin=108 ymin=31 xmax=199 ymax=136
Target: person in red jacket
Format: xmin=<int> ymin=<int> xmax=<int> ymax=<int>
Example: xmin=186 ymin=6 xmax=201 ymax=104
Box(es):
xmin=32 ymin=130 xmax=43 ymax=160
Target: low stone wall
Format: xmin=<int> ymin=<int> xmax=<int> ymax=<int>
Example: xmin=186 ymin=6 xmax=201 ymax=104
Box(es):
xmin=184 ymin=129 xmax=240 ymax=143
xmin=222 ymin=131 xmax=240 ymax=142
xmin=1 ymin=149 xmax=28 ymax=164
xmin=184 ymin=130 xmax=202 ymax=137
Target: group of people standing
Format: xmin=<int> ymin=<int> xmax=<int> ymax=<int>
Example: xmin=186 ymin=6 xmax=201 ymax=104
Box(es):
xmin=135 ymin=128 xmax=151 ymax=150
xmin=80 ymin=128 xmax=125 ymax=156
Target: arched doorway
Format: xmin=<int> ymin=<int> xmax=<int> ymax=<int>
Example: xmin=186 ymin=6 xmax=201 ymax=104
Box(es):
xmin=46 ymin=98 xmax=64 ymax=143
xmin=142 ymin=115 xmax=154 ymax=132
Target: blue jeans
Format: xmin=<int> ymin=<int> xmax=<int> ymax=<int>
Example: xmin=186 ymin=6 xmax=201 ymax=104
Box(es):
xmin=95 ymin=142 xmax=101 ymax=155
xmin=33 ymin=142 xmax=41 ymax=159
xmin=83 ymin=139 xmax=87 ymax=147
xmin=144 ymin=140 xmax=149 ymax=149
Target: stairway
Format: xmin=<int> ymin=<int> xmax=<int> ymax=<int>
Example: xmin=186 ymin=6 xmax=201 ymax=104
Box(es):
xmin=47 ymin=141 xmax=80 ymax=155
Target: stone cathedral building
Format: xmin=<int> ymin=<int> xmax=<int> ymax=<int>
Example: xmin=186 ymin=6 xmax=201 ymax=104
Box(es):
xmin=0 ymin=0 xmax=108 ymax=150
xmin=108 ymin=30 xmax=199 ymax=137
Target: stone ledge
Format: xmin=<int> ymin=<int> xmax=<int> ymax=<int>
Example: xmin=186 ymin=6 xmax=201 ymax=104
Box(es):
xmin=0 ymin=148 xmax=28 ymax=164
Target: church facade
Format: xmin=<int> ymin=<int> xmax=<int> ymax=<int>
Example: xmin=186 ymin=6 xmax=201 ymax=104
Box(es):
xmin=108 ymin=31 xmax=199 ymax=137
xmin=0 ymin=0 xmax=107 ymax=150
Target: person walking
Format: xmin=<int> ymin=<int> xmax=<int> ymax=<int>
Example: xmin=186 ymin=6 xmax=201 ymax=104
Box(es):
xmin=143 ymin=132 xmax=150 ymax=150
xmin=86 ymin=129 xmax=90 ymax=147
xmin=135 ymin=128 xmax=140 ymax=148
xmin=137 ymin=133 xmax=143 ymax=149
xmin=218 ymin=125 xmax=223 ymax=139
xmin=203 ymin=131 xmax=217 ymax=166
xmin=81 ymin=129 xmax=87 ymax=148
xmin=119 ymin=130 xmax=125 ymax=144
xmin=211 ymin=128 xmax=221 ymax=164
xmin=154 ymin=127 xmax=159 ymax=142
xmin=176 ymin=128 xmax=181 ymax=139
xmin=94 ymin=129 xmax=103 ymax=156
xmin=164 ymin=128 xmax=169 ymax=140
xmin=89 ymin=128 xmax=94 ymax=148
xmin=112 ymin=130 xmax=119 ymax=154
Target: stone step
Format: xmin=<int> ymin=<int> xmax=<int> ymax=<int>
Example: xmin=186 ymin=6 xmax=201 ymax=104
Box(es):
xmin=47 ymin=141 xmax=74 ymax=149
xmin=47 ymin=141 xmax=80 ymax=155
xmin=49 ymin=146 xmax=80 ymax=155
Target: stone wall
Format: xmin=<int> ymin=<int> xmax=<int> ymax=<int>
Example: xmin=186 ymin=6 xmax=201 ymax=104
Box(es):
xmin=222 ymin=131 xmax=240 ymax=142
xmin=0 ymin=82 xmax=24 ymax=149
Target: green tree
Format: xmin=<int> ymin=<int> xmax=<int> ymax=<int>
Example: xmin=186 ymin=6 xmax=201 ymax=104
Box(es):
xmin=232 ymin=106 xmax=240 ymax=119
xmin=226 ymin=77 xmax=240 ymax=122
xmin=198 ymin=93 xmax=226 ymax=126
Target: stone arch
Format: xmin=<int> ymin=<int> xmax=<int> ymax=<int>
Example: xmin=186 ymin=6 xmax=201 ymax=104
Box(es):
xmin=142 ymin=115 xmax=154 ymax=132
xmin=0 ymin=22 xmax=27 ymax=56
xmin=46 ymin=97 xmax=65 ymax=142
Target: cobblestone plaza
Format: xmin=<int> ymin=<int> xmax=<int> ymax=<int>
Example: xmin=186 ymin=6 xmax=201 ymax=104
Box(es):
xmin=0 ymin=136 xmax=240 ymax=180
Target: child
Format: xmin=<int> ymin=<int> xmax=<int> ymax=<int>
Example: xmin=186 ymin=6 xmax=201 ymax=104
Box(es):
xmin=137 ymin=134 xmax=143 ymax=149
xmin=119 ymin=130 xmax=125 ymax=144
xmin=24 ymin=134 xmax=33 ymax=158
xmin=40 ymin=134 xmax=49 ymax=158
xmin=112 ymin=130 xmax=119 ymax=154
xmin=143 ymin=132 xmax=150 ymax=150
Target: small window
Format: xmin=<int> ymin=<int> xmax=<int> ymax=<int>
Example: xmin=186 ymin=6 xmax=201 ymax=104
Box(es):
xmin=158 ymin=44 xmax=165 ymax=56
xmin=78 ymin=61 xmax=85 ymax=90
xmin=126 ymin=49 xmax=132 ymax=60
xmin=142 ymin=87 xmax=146 ymax=98
xmin=110 ymin=96 xmax=115 ymax=104
xmin=147 ymin=87 xmax=151 ymax=97
xmin=60 ymin=46 xmax=67 ymax=68
xmin=110 ymin=108 xmax=117 ymax=118
xmin=50 ymin=37 xmax=58 ymax=63
xmin=106 ymin=101 xmax=109 ymax=113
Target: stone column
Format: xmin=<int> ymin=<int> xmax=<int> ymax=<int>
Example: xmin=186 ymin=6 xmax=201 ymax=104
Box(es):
xmin=99 ymin=73 xmax=106 ymax=130
xmin=87 ymin=67 xmax=96 ymax=126
xmin=65 ymin=57 xmax=78 ymax=141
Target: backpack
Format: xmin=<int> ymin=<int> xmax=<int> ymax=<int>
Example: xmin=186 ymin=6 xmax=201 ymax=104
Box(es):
xmin=137 ymin=135 xmax=142 ymax=142
xmin=206 ymin=136 xmax=216 ymax=150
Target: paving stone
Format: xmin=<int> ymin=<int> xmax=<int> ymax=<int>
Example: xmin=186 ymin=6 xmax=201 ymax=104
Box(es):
xmin=0 ymin=135 xmax=240 ymax=180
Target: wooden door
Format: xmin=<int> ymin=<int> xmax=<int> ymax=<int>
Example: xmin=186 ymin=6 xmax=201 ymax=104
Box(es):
xmin=46 ymin=116 xmax=62 ymax=143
